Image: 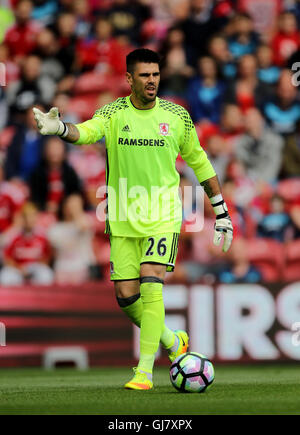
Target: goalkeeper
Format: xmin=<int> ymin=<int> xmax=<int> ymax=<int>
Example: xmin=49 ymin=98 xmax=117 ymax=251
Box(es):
xmin=33 ymin=49 xmax=233 ymax=390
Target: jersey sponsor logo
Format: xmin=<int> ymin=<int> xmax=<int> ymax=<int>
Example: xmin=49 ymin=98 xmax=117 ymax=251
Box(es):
xmin=122 ymin=125 xmax=131 ymax=132
xmin=118 ymin=137 xmax=165 ymax=147
xmin=159 ymin=123 xmax=169 ymax=136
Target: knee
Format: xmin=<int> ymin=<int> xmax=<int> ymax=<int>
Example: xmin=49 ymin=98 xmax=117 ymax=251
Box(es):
xmin=114 ymin=280 xmax=139 ymax=299
xmin=140 ymin=263 xmax=166 ymax=281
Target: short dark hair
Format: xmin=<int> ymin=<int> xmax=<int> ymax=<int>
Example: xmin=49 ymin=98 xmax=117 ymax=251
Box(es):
xmin=126 ymin=48 xmax=160 ymax=74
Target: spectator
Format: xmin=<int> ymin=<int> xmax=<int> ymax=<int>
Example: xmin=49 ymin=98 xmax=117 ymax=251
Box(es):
xmin=6 ymin=55 xmax=56 ymax=116
xmin=51 ymin=12 xmax=79 ymax=78
xmin=151 ymin=0 xmax=190 ymax=31
xmin=257 ymin=194 xmax=293 ymax=242
xmin=280 ymin=122 xmax=300 ymax=178
xmin=48 ymin=194 xmax=97 ymax=284
xmin=235 ymin=108 xmax=284 ymax=183
xmin=105 ymin=0 xmax=151 ymax=45
xmin=159 ymin=26 xmax=194 ymax=97
xmin=0 ymin=42 xmax=20 ymax=86
xmin=224 ymin=54 xmax=272 ymax=113
xmin=72 ymin=0 xmax=93 ymax=40
xmin=187 ymin=56 xmax=225 ymax=123
xmin=68 ymin=142 xmax=106 ymax=208
xmin=29 ymin=136 xmax=82 ymax=214
xmin=185 ymin=131 xmax=230 ymax=186
xmin=33 ymin=28 xmax=65 ymax=83
xmin=32 ymin=0 xmax=58 ymax=26
xmin=287 ymin=0 xmax=300 ymax=29
xmin=4 ymin=105 xmax=47 ymax=181
xmin=256 ymin=44 xmax=281 ymax=86
xmin=262 ymin=69 xmax=300 ymax=135
xmin=0 ymin=202 xmax=53 ymax=286
xmin=180 ymin=0 xmax=227 ymax=63
xmin=4 ymin=0 xmax=41 ymax=62
xmin=272 ymin=11 xmax=299 ymax=67
xmin=78 ymin=16 xmax=127 ymax=75
xmin=227 ymin=13 xmax=260 ymax=60
xmin=218 ymin=237 xmax=262 ymax=283
xmin=59 ymin=0 xmax=74 ymax=13
xmin=237 ymin=0 xmax=282 ymax=38
xmin=208 ymin=34 xmax=236 ymax=80
xmin=219 ymin=103 xmax=244 ymax=153
xmin=203 ymin=134 xmax=230 ymax=183
xmin=0 ymin=158 xmax=27 ymax=234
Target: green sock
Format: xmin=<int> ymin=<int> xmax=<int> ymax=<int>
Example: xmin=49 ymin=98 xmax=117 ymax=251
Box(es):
xmin=117 ymin=294 xmax=143 ymax=327
xmin=137 ymin=355 xmax=155 ymax=379
xmin=160 ymin=326 xmax=176 ymax=349
xmin=117 ymin=294 xmax=176 ymax=349
xmin=137 ymin=280 xmax=165 ymax=373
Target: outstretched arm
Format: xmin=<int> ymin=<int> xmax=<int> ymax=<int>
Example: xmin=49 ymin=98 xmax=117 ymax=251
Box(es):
xmin=33 ymin=107 xmax=105 ymax=145
xmin=61 ymin=123 xmax=80 ymax=143
xmin=33 ymin=107 xmax=80 ymax=142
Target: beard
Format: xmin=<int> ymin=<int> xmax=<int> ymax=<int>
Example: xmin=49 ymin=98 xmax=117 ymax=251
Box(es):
xmin=141 ymin=88 xmax=157 ymax=103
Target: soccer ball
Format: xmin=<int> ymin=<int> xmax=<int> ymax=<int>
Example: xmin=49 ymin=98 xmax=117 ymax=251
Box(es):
xmin=170 ymin=352 xmax=215 ymax=393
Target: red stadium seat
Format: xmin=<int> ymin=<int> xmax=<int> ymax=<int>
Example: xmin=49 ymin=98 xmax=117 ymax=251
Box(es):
xmin=247 ymin=238 xmax=284 ymax=282
xmin=75 ymin=72 xmax=112 ymax=95
xmin=277 ymin=178 xmax=300 ymax=208
xmin=283 ymin=240 xmax=300 ymax=281
xmin=69 ymin=94 xmax=99 ymax=121
xmin=74 ymin=72 xmax=126 ymax=95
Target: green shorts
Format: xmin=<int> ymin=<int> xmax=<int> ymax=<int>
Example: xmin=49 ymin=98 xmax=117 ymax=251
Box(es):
xmin=109 ymin=233 xmax=179 ymax=281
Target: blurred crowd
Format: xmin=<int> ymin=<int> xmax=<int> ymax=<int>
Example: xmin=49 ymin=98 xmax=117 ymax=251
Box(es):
xmin=0 ymin=0 xmax=300 ymax=286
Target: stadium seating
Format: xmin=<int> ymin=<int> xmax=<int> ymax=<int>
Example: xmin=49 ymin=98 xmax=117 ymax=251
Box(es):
xmin=69 ymin=94 xmax=99 ymax=121
xmin=74 ymin=72 xmax=126 ymax=95
xmin=277 ymin=178 xmax=300 ymax=208
xmin=247 ymin=238 xmax=284 ymax=282
xmin=283 ymin=240 xmax=300 ymax=281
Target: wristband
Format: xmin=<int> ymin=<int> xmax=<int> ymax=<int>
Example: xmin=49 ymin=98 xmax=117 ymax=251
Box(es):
xmin=210 ymin=194 xmax=229 ymax=219
xmin=57 ymin=121 xmax=69 ymax=138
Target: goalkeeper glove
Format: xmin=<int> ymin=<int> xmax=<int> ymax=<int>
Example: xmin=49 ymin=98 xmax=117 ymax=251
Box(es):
xmin=32 ymin=107 xmax=69 ymax=138
xmin=211 ymin=195 xmax=233 ymax=253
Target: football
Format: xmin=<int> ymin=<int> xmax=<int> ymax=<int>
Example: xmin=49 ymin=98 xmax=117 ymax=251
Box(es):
xmin=170 ymin=352 xmax=215 ymax=393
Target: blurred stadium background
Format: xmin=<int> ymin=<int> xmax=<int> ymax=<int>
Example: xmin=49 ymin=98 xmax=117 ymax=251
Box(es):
xmin=0 ymin=0 xmax=300 ymax=370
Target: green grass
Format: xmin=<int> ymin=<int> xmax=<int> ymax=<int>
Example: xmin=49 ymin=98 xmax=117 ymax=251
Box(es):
xmin=0 ymin=365 xmax=299 ymax=415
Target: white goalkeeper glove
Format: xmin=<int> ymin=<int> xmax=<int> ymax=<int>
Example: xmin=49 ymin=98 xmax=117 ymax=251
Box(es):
xmin=32 ymin=107 xmax=69 ymax=138
xmin=211 ymin=195 xmax=233 ymax=253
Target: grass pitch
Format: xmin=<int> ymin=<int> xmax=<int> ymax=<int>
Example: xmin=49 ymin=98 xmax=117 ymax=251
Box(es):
xmin=0 ymin=365 xmax=299 ymax=415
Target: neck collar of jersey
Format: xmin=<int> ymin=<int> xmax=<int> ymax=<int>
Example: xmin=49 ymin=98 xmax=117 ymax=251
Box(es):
xmin=127 ymin=95 xmax=158 ymax=115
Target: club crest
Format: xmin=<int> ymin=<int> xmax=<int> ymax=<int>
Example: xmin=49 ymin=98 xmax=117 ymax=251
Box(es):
xmin=159 ymin=123 xmax=169 ymax=136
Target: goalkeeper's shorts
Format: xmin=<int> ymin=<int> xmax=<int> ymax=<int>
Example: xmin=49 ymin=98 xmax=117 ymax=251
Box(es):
xmin=109 ymin=232 xmax=179 ymax=281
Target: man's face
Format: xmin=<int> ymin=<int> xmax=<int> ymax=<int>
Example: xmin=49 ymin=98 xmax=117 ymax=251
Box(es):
xmin=127 ymin=62 xmax=160 ymax=104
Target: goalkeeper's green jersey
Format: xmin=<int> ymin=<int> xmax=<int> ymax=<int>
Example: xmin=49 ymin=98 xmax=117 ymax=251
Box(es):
xmin=75 ymin=96 xmax=216 ymax=237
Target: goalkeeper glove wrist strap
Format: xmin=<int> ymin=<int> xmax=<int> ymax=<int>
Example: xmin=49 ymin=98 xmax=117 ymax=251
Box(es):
xmin=210 ymin=194 xmax=229 ymax=219
xmin=57 ymin=121 xmax=69 ymax=138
